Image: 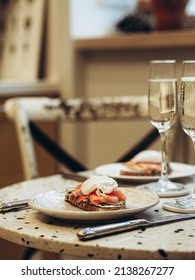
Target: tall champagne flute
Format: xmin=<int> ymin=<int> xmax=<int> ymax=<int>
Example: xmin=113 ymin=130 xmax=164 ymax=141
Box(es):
xmin=178 ymin=60 xmax=195 ymax=209
xmin=139 ymin=60 xmax=185 ymax=197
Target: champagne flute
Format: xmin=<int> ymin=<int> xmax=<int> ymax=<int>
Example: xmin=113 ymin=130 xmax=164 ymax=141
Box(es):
xmin=138 ymin=60 xmax=187 ymax=197
xmin=177 ymin=60 xmax=195 ymax=209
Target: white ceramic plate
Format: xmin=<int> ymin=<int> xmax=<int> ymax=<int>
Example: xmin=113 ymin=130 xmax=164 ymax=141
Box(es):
xmin=28 ymin=189 xmax=159 ymax=221
xmin=95 ymin=162 xmax=195 ymax=183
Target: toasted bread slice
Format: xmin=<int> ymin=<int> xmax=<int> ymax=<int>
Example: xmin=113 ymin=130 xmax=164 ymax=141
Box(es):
xmin=120 ymin=161 xmax=171 ymax=176
xmin=65 ymin=192 xmax=126 ymax=211
xmin=120 ymin=169 xmax=160 ymax=176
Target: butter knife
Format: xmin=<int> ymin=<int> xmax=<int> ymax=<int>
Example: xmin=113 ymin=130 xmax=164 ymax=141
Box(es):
xmin=77 ymin=213 xmax=195 ymax=240
xmin=0 ymin=171 xmax=88 ymax=213
xmin=60 ymin=171 xmax=88 ymax=182
xmin=0 ymin=199 xmax=29 ymax=213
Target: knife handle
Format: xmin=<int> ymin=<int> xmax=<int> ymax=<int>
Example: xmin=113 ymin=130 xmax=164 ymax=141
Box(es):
xmin=0 ymin=199 xmax=29 ymax=212
xmin=77 ymin=219 xmax=149 ymax=240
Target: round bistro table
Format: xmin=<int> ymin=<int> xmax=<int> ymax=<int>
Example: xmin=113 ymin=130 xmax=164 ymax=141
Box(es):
xmin=0 ymin=174 xmax=195 ymax=260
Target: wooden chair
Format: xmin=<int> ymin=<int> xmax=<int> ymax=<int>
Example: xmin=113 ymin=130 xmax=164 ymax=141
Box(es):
xmin=4 ymin=96 xmax=158 ymax=180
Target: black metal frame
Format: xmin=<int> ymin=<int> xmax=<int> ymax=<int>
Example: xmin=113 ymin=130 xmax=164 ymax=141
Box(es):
xmin=29 ymin=121 xmax=159 ymax=171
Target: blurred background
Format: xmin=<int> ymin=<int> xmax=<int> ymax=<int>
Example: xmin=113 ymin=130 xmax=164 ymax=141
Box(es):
xmin=0 ymin=0 xmax=195 ymax=258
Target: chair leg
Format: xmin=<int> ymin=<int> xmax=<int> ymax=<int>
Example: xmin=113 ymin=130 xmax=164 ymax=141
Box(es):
xmin=30 ymin=122 xmax=87 ymax=172
xmin=21 ymin=247 xmax=38 ymax=260
xmin=30 ymin=122 xmax=158 ymax=170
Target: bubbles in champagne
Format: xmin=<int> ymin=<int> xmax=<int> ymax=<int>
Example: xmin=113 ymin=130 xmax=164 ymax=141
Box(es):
xmin=180 ymin=78 xmax=195 ymax=138
xmin=149 ymin=79 xmax=177 ymax=131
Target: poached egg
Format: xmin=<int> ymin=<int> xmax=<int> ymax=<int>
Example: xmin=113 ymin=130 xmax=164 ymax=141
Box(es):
xmin=81 ymin=175 xmax=118 ymax=195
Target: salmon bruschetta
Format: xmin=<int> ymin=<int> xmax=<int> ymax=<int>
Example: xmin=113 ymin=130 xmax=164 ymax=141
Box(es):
xmin=120 ymin=150 xmax=171 ymax=177
xmin=65 ymin=175 xmax=126 ymax=211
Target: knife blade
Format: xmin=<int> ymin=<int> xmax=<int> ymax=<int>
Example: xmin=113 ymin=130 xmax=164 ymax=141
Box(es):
xmin=77 ymin=213 xmax=195 ymax=240
xmin=0 ymin=172 xmax=88 ymax=213
xmin=60 ymin=171 xmax=89 ymax=182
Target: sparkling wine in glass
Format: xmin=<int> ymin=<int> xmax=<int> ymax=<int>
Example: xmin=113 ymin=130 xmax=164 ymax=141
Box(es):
xmin=139 ymin=60 xmax=186 ymax=197
xmin=178 ymin=60 xmax=195 ymax=209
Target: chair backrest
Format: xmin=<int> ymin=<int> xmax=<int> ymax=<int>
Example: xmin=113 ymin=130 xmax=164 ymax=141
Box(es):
xmin=4 ymin=96 xmax=152 ymax=180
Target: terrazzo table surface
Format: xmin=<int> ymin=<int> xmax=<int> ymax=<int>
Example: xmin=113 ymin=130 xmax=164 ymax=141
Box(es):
xmin=0 ymin=174 xmax=195 ymax=260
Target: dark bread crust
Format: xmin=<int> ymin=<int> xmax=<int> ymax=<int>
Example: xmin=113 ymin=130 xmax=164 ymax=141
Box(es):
xmin=65 ymin=192 xmax=126 ymax=211
xmin=120 ymin=169 xmax=161 ymax=176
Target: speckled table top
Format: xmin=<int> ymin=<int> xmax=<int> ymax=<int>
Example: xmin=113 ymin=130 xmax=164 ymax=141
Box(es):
xmin=0 ymin=174 xmax=195 ymax=260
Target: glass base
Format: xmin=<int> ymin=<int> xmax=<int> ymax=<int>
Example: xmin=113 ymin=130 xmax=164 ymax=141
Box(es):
xmin=176 ymin=195 xmax=195 ymax=208
xmin=163 ymin=194 xmax=195 ymax=213
xmin=137 ymin=180 xmax=190 ymax=198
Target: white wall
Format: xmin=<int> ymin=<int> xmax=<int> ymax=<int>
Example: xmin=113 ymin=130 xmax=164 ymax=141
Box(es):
xmin=70 ymin=0 xmax=138 ymax=38
xmin=186 ymin=0 xmax=195 ymax=15
xmin=70 ymin=0 xmax=195 ymax=39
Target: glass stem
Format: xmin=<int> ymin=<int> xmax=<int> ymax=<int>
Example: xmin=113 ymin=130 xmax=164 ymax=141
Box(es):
xmin=159 ymin=131 xmax=168 ymax=187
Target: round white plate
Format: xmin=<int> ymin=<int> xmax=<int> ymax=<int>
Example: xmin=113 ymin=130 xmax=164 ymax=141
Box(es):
xmin=95 ymin=162 xmax=195 ymax=183
xmin=28 ymin=189 xmax=159 ymax=222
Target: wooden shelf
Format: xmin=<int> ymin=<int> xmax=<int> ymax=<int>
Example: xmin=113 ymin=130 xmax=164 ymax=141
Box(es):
xmin=74 ymin=29 xmax=195 ymax=52
xmin=0 ymin=79 xmax=59 ymax=97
